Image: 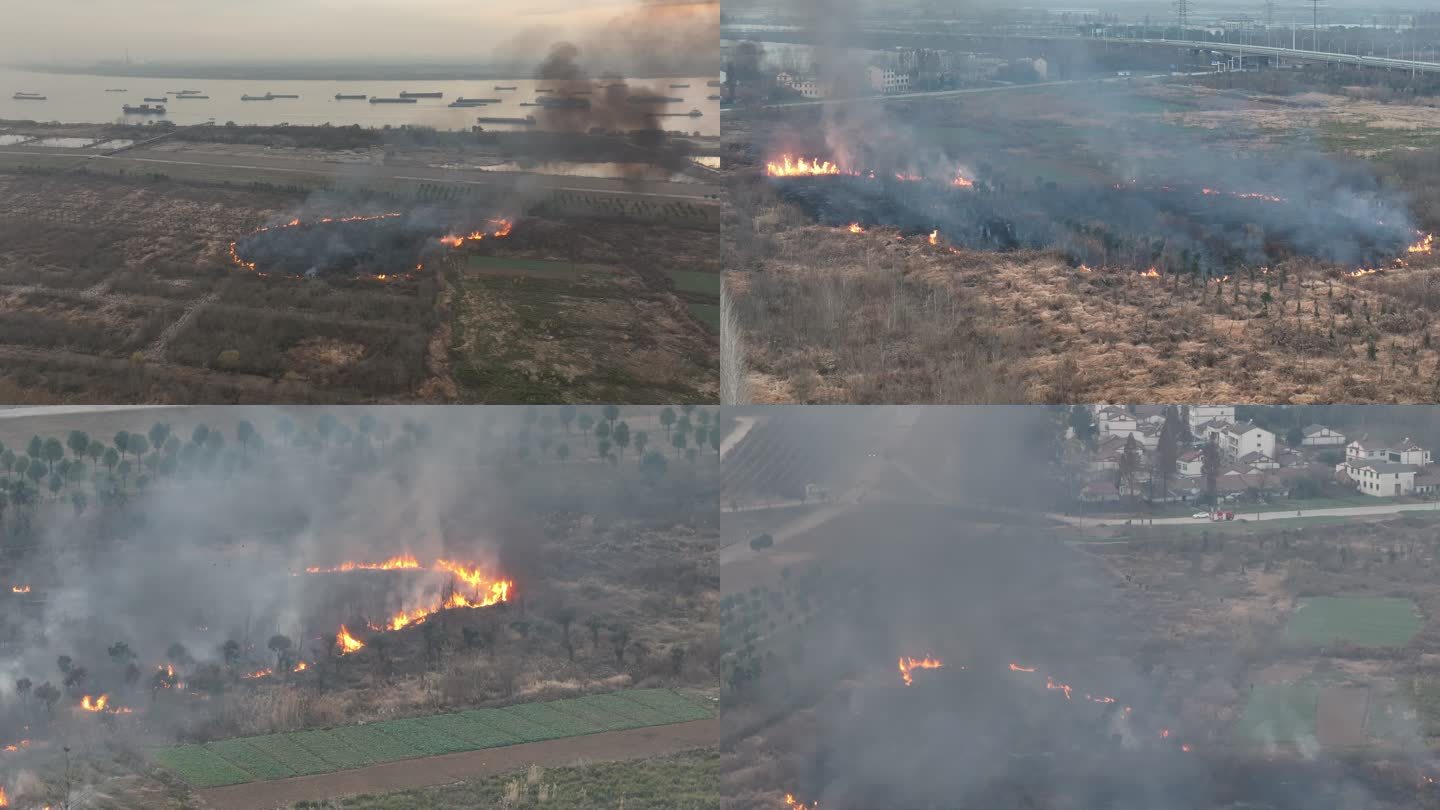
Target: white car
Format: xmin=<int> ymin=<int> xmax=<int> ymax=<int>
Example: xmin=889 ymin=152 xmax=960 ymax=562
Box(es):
xmin=1192 ymin=512 xmax=1211 ymax=519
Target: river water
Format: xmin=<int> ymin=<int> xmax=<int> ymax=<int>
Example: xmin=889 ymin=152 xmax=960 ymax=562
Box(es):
xmin=0 ymin=68 xmax=720 ymax=136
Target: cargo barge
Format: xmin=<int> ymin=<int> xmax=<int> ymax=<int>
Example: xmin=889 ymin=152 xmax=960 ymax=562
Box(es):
xmin=12 ymin=92 xmax=45 ymax=100
xmin=539 ymin=97 xmax=590 ymax=109
xmin=669 ymin=83 xmax=690 ymax=88
xmin=241 ymin=94 xmax=274 ymax=100
xmin=628 ymin=95 xmax=683 ymax=103
xmin=143 ymin=97 xmax=168 ymax=102
xmin=269 ymin=93 xmax=299 ymax=99
xmin=494 ymin=85 xmax=517 ymax=90
xmin=335 ymin=93 xmax=367 ymax=100
xmin=369 ymin=97 xmax=418 ymax=104
xmin=706 ymin=79 xmax=722 ymax=87
xmin=399 ymin=91 xmax=443 ymax=98
xmin=172 ymin=94 xmax=209 ymax=99
xmin=123 ymin=104 xmax=166 ymax=114
xmin=105 ymin=88 xmax=127 ymax=93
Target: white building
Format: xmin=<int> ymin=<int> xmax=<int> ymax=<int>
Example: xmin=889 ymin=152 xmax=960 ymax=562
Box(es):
xmin=866 ymin=65 xmax=910 ymax=94
xmin=1346 ymin=435 xmax=1432 ymax=466
xmin=1340 ymin=459 xmax=1417 ymax=497
xmin=1219 ymin=422 xmax=1276 ymax=463
xmin=1176 ymin=449 xmax=1203 ymax=477
xmin=1187 ymin=406 xmax=1235 ymax=431
xmin=1301 ymin=425 xmax=1346 ymax=447
xmin=1094 ymin=406 xmax=1138 ymax=434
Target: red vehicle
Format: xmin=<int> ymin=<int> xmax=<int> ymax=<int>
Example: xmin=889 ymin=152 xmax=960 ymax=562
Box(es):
xmin=1211 ymin=510 xmax=1235 ymax=521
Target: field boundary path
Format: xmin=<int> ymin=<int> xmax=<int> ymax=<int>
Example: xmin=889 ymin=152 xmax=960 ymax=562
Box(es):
xmin=195 ymin=717 xmax=717 ymax=810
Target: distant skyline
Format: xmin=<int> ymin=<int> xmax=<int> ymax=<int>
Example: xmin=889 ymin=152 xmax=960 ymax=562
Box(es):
xmin=4 ymin=0 xmax=717 ymax=76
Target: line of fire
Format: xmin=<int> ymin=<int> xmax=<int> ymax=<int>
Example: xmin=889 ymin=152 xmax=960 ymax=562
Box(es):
xmin=758 ymin=152 xmax=1435 ymax=281
xmin=225 ymin=212 xmax=515 ymax=282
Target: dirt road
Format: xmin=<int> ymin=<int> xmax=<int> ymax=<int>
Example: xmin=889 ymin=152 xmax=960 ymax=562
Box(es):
xmin=195 ymin=717 xmax=717 ymax=810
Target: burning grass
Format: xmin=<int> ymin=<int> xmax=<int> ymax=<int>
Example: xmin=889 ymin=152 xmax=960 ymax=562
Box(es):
xmin=0 ymin=170 xmax=716 ymax=404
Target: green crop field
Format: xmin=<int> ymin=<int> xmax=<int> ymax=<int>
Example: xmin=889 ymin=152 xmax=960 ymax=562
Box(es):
xmin=466 ymin=255 xmax=586 ymax=273
xmin=688 ymin=302 xmax=719 ymax=331
xmin=296 ymin=748 xmax=720 ymax=810
xmin=1283 ymin=597 xmax=1422 ymax=647
xmin=154 ymin=689 xmax=714 ymax=788
xmin=1236 ymin=685 xmax=1319 ymax=743
xmin=668 ymin=270 xmax=720 ymax=297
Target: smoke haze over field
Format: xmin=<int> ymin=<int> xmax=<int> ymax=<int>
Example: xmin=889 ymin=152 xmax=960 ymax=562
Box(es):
xmin=0 ymin=407 xmax=535 ymax=710
xmin=751 ymin=0 xmax=1422 ymax=274
xmin=4 ymin=0 xmax=718 ymax=77
xmin=721 ymin=407 xmax=1430 ymax=809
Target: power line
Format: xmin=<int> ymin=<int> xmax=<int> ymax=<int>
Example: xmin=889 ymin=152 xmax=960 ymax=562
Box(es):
xmin=1175 ymin=0 xmax=1192 ymax=38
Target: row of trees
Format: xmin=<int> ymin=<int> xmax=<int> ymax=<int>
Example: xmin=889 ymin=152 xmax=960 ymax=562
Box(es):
xmin=511 ymin=405 xmax=722 ymax=466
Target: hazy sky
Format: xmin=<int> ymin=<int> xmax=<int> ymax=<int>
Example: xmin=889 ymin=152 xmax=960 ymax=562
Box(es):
xmin=3 ymin=0 xmax=718 ymax=67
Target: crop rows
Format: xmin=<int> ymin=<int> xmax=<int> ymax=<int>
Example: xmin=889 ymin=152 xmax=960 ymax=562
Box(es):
xmin=155 ymin=688 xmax=710 ymax=787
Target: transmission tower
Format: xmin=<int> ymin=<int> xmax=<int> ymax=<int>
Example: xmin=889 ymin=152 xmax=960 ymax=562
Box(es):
xmin=1263 ymin=0 xmax=1275 ymax=28
xmin=1174 ymin=0 xmax=1192 ymax=38
xmin=1309 ymin=0 xmax=1323 ymax=36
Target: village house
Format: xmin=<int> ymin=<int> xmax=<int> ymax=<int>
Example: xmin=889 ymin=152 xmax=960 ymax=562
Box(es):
xmin=1094 ymin=406 xmax=1137 ymax=434
xmin=1187 ymin=405 xmax=1235 ymax=431
xmin=1300 ymin=425 xmax=1346 ymax=447
xmin=1337 ymin=435 xmax=1434 ymax=497
xmin=1341 ymin=459 xmax=1418 ymax=497
xmin=1196 ymin=421 xmax=1276 ymax=463
xmin=1176 ymin=449 xmax=1203 ymax=477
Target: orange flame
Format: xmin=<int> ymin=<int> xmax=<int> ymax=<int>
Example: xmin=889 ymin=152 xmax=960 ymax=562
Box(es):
xmin=80 ymin=695 xmax=108 ymax=712
xmin=242 ymin=668 xmax=273 ymax=679
xmin=784 ymin=794 xmax=817 ymax=809
xmin=293 ymin=661 xmax=308 ymax=672
xmin=897 ymin=656 xmax=944 ymax=686
xmin=1077 ymin=264 xmax=1093 ymax=273
xmin=0 ymin=786 xmax=8 ymax=807
xmin=847 ymin=223 xmax=864 ymax=234
xmin=1 ymin=740 xmax=29 ymax=754
xmin=337 ymin=625 xmax=365 ymax=654
xmin=1409 ymin=233 xmax=1435 ymax=255
xmin=433 ymin=560 xmax=513 ymax=604
xmin=10 ymin=586 xmax=28 ymax=594
xmin=1009 ymin=663 xmax=1035 ymax=673
xmin=306 ymin=553 xmax=421 ymax=574
xmin=928 ymin=230 xmax=938 ymax=246
xmin=1140 ymin=267 xmax=1161 ymax=278
xmin=1349 ymin=267 xmax=1379 ymax=278
xmin=1045 ymin=677 xmax=1073 ymax=700
xmin=952 ymin=172 xmax=975 ymax=188
xmin=766 ymin=155 xmax=841 ymax=177
xmin=1181 ymin=743 xmax=1193 ymax=752
xmin=439 ymin=220 xmax=511 ymax=248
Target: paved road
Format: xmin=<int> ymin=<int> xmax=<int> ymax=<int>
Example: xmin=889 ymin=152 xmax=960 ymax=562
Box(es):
xmin=0 ymin=405 xmax=170 ymax=418
xmin=725 ymin=72 xmax=1173 ymax=113
xmin=1053 ymin=502 xmax=1440 ymax=527
xmin=0 ymin=149 xmax=721 ymax=202
xmin=196 ymin=717 xmax=717 ymax=810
